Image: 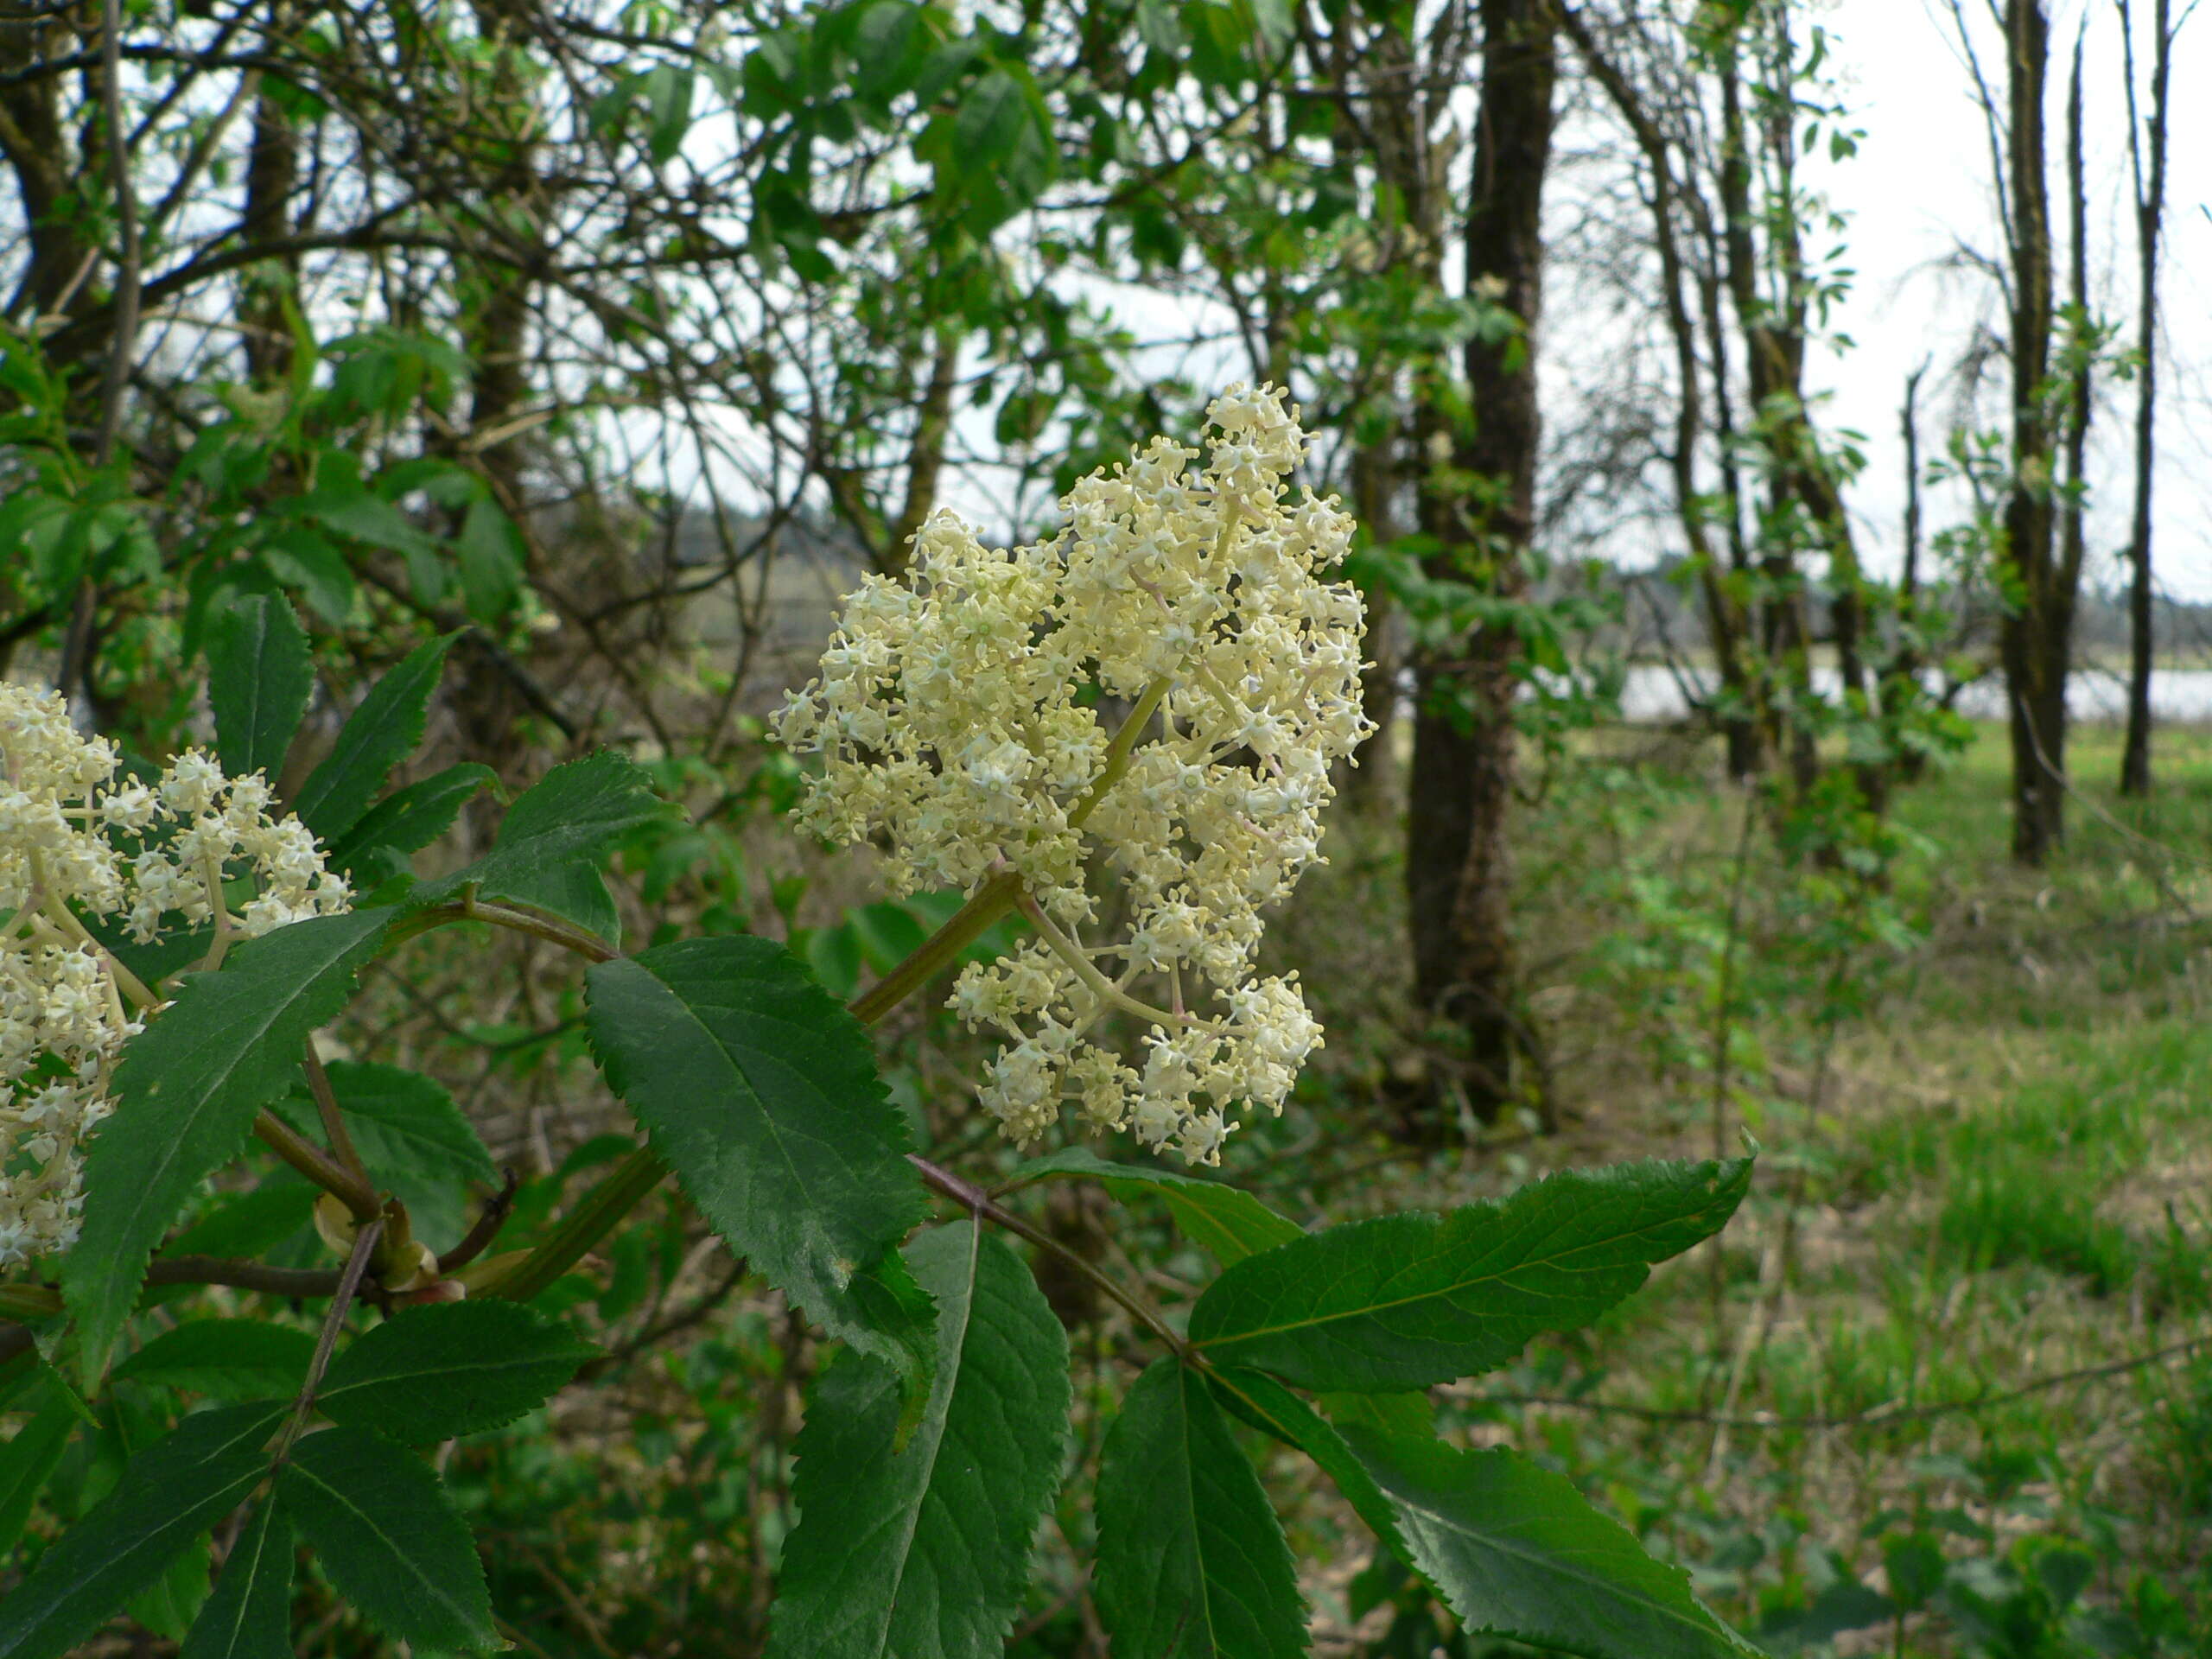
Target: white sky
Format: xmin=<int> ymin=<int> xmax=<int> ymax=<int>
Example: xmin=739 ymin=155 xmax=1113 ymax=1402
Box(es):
xmin=1808 ymin=0 xmax=2212 ymax=595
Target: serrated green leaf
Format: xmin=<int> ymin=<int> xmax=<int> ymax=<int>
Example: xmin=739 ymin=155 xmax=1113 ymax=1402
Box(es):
xmin=321 ymin=1060 xmax=495 ymax=1187
xmin=1093 ymin=1358 xmax=1309 ymax=1659
xmin=125 ymin=1537 xmax=211 ymax=1640
xmin=293 ymin=635 xmax=455 ymax=843
xmin=0 ymin=1401 xmax=283 ymax=1659
xmin=206 ymin=594 xmax=313 ymax=783
xmin=64 ymin=910 xmax=392 ymax=1377
xmin=583 ymin=937 xmax=930 ymax=1377
xmin=415 ymin=751 xmax=673 ymax=946
xmin=161 ymin=1184 xmax=316 ymax=1262
xmin=0 ymin=1379 xmax=77 ymax=1558
xmin=1187 ymin=1158 xmax=1751 ymax=1391
xmin=1205 ymin=1368 xmax=1409 ymax=1563
xmin=1336 ymin=1427 xmax=1760 ymax=1659
xmin=766 ymin=1221 xmax=1070 ymax=1658
xmin=179 ymin=1503 xmax=294 ymax=1659
xmin=329 ymin=762 xmax=495 ymax=882
xmin=454 ymin=499 xmax=524 ymax=622
xmin=315 ymin=1060 xmax=496 ymax=1244
xmin=113 ymin=1322 xmax=315 ymax=1401
xmin=1011 ymin=1146 xmax=1302 ymax=1265
xmin=316 ymin=1301 xmax=597 ymax=1441
xmin=276 ymin=1424 xmax=494 ymax=1651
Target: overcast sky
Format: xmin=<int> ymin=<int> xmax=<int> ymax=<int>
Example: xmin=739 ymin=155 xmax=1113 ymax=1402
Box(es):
xmin=1806 ymin=0 xmax=2211 ymax=595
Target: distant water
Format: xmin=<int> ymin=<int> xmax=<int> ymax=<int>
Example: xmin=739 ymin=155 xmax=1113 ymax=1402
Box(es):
xmin=1612 ymin=665 xmax=2212 ymax=725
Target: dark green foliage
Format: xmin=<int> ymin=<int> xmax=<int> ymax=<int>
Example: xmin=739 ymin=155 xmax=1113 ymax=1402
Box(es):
xmin=179 ymin=1503 xmax=296 ymax=1659
xmin=767 ymin=1222 xmax=1071 ymax=1657
xmin=584 ymin=936 xmax=932 ymax=1377
xmin=330 ymin=762 xmax=498 ymax=887
xmin=313 ymin=1061 xmax=499 ymax=1246
xmin=0 ymin=1402 xmax=284 ymax=1659
xmin=63 ymin=910 xmax=391 ymax=1376
xmin=276 ymin=1424 xmax=497 ymax=1651
xmin=415 ymin=751 xmax=675 ymax=944
xmin=315 ymin=1301 xmax=598 ymax=1441
xmin=205 ymin=594 xmax=313 ymax=784
xmin=0 ymin=1376 xmax=79 ymax=1558
xmin=292 ymin=634 xmax=457 ymax=843
xmin=112 ymin=1322 xmax=316 ymax=1401
xmin=1188 ymin=1159 xmax=1752 ymax=1391
xmin=1013 ymin=1145 xmax=1304 ymax=1263
xmin=1093 ymin=1358 xmax=1310 ymax=1659
xmin=1337 ymin=1425 xmax=1758 ymax=1659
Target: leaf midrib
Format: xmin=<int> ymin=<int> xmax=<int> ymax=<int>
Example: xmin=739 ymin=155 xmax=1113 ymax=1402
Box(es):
xmin=286 ymin=1456 xmax=483 ymax=1636
xmin=1195 ymin=1198 xmax=1727 ymax=1351
xmin=96 ymin=919 xmax=378 ymax=1280
xmin=866 ymin=1222 xmax=979 ymax=1657
xmin=1388 ymin=1472 xmax=1743 ymax=1653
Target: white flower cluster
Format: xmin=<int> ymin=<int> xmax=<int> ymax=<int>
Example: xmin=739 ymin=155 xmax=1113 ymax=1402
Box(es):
xmin=774 ymin=385 xmax=1372 ymax=1163
xmin=0 ymin=683 xmax=351 ymax=1266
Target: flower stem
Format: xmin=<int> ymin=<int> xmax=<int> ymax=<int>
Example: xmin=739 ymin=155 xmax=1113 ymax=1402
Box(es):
xmin=1019 ymin=895 xmax=1183 ymax=1028
xmin=1068 ymin=676 xmax=1172 ymax=831
xmin=848 ymin=870 xmax=1025 ymax=1027
xmin=300 ymin=1035 xmax=373 ymax=1199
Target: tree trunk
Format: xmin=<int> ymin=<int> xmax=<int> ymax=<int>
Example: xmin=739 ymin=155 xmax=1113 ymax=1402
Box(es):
xmin=1405 ymin=0 xmax=1556 ymax=1126
xmin=2118 ymin=0 xmax=2172 ymax=797
xmin=1999 ymin=0 xmax=2064 ymax=865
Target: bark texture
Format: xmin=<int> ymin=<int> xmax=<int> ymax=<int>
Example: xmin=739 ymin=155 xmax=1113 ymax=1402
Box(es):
xmin=1405 ymin=0 xmax=1556 ymax=1122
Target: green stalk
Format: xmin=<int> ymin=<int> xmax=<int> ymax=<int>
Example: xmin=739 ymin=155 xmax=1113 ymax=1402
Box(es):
xmin=848 ymin=872 xmax=1024 ymax=1027
xmin=482 ymin=1147 xmax=668 ymax=1302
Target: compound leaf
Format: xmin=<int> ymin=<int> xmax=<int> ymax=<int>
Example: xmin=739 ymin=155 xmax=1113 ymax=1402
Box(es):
xmin=1093 ymin=1358 xmax=1309 ymax=1659
xmin=276 ymin=1423 xmax=495 ymax=1651
xmin=1188 ymin=1158 xmax=1751 ymax=1391
xmin=584 ymin=936 xmax=930 ymax=1377
xmin=329 ymin=762 xmax=495 ymax=884
xmin=65 ymin=909 xmax=391 ymax=1376
xmin=0 ymin=1376 xmax=78 ymax=1559
xmin=767 ymin=1222 xmax=1070 ymax=1658
xmin=179 ymin=1502 xmax=295 ymax=1659
xmin=315 ymin=1301 xmax=597 ymax=1441
xmin=0 ymin=1401 xmax=283 ymax=1659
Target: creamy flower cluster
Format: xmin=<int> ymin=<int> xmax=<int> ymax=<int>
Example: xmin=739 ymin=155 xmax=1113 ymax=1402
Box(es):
xmin=773 ymin=385 xmax=1371 ymax=1163
xmin=0 ymin=683 xmax=351 ymax=1266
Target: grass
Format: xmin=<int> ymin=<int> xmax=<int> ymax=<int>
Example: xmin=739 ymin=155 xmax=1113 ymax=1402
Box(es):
xmin=1253 ymin=720 xmax=2212 ymax=1656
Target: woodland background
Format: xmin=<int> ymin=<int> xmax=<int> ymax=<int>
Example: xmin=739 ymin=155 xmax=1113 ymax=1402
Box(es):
xmin=3 ymin=0 xmax=2211 ymax=1651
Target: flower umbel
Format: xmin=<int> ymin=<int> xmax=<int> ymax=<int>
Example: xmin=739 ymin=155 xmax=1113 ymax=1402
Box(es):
xmin=774 ymin=385 xmax=1373 ymax=1163
xmin=0 ymin=683 xmax=352 ymax=1266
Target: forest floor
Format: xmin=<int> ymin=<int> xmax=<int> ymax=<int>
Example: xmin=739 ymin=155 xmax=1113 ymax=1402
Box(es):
xmin=1251 ymin=721 xmax=2212 ymax=1656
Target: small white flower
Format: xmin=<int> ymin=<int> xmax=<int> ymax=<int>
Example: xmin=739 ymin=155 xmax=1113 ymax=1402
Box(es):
xmin=0 ymin=683 xmax=353 ymax=1263
xmin=773 ymin=388 xmax=1369 ymax=1163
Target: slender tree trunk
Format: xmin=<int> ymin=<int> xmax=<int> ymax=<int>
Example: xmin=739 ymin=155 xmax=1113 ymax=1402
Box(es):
xmin=1343 ymin=433 xmax=1402 ymax=804
xmin=881 ymin=329 xmax=962 ymax=576
xmin=1893 ymin=362 xmax=1933 ymax=782
xmin=1406 ymin=0 xmax=1556 ymax=1125
xmin=1560 ymin=3 xmax=1761 ymax=779
xmin=1999 ymin=0 xmax=2063 ymax=864
xmin=239 ymin=52 xmax=299 ymax=387
xmin=2119 ymin=0 xmax=2173 ymax=797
